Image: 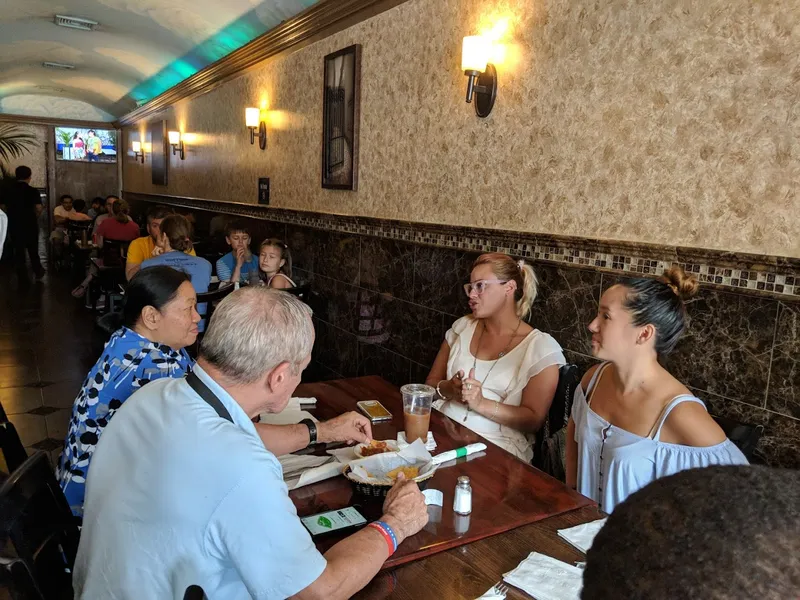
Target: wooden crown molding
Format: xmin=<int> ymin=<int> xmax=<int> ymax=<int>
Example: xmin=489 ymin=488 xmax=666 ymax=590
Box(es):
xmin=114 ymin=0 xmax=409 ymax=127
xmin=0 ymin=113 xmax=114 ymax=129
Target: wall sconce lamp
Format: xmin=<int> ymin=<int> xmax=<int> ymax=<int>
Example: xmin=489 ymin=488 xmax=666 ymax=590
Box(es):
xmin=168 ymin=130 xmax=185 ymax=160
xmin=131 ymin=140 xmax=144 ymax=163
xmin=461 ymin=35 xmax=497 ymax=118
xmin=245 ymin=107 xmax=267 ymax=150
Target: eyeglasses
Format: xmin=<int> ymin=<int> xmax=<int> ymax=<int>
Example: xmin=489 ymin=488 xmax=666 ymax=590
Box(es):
xmin=463 ymin=279 xmax=508 ymax=296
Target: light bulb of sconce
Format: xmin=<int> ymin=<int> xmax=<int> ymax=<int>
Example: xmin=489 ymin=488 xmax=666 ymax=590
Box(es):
xmin=461 ymin=35 xmax=491 ymax=73
xmin=168 ymin=130 xmax=180 ymax=145
xmin=245 ymin=107 xmax=260 ymax=127
xmin=131 ymin=141 xmax=141 ymax=152
xmin=144 ymin=142 xmax=152 ymax=153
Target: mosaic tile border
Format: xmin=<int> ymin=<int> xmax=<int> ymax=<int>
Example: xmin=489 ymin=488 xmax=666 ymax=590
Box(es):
xmin=124 ymin=192 xmax=800 ymax=301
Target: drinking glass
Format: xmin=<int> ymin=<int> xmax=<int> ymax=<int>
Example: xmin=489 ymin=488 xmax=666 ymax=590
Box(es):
xmin=401 ymin=384 xmax=435 ymax=443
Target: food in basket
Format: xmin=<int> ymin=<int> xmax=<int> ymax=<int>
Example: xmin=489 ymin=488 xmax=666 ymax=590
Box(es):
xmin=387 ymin=465 xmax=419 ymax=480
xmin=360 ymin=440 xmax=390 ymax=457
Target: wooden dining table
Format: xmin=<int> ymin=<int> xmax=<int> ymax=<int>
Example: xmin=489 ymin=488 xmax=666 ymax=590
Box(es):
xmin=291 ymin=376 xmax=603 ymax=599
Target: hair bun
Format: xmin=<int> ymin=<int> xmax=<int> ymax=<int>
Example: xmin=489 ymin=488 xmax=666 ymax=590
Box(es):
xmin=661 ymin=266 xmax=699 ymax=301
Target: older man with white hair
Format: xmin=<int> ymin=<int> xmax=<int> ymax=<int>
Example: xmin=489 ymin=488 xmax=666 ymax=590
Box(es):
xmin=74 ymin=287 xmax=428 ymax=599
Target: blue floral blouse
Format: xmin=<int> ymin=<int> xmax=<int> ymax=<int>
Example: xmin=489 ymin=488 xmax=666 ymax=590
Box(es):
xmin=55 ymin=327 xmax=193 ymax=516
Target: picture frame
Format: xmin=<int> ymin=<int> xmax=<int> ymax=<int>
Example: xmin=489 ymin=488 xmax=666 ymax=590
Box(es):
xmin=321 ymin=44 xmax=361 ymax=190
xmin=150 ymin=120 xmax=168 ymax=186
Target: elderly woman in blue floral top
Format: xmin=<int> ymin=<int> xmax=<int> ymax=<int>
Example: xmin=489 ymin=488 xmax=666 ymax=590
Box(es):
xmin=56 ymin=266 xmax=200 ymax=516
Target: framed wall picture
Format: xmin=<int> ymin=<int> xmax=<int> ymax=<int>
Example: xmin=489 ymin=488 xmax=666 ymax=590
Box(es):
xmin=322 ymin=44 xmax=361 ymax=190
xmin=150 ymin=120 xmax=168 ymax=186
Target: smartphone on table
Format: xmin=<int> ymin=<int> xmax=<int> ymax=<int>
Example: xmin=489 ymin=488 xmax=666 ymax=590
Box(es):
xmin=357 ymin=400 xmax=393 ymax=423
xmin=301 ymin=506 xmax=368 ymax=538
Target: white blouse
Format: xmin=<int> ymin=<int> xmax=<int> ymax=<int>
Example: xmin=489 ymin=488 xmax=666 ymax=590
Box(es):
xmin=435 ymin=316 xmax=566 ymax=462
xmin=572 ymin=363 xmax=749 ymax=513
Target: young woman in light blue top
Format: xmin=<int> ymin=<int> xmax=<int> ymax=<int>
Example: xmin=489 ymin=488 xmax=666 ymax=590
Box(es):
xmin=566 ymin=266 xmax=747 ymax=513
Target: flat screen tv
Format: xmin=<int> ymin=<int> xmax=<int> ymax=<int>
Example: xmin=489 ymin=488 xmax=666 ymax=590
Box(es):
xmin=55 ymin=127 xmax=117 ymax=163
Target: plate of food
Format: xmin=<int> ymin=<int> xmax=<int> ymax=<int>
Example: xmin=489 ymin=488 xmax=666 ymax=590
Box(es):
xmin=353 ymin=439 xmax=400 ymax=458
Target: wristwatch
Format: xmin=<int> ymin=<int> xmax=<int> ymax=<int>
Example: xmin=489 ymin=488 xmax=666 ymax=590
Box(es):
xmin=301 ymin=418 xmax=317 ymax=446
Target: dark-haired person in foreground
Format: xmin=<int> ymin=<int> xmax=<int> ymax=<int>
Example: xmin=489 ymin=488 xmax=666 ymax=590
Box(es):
xmin=583 ymin=465 xmax=800 ymax=599
xmin=566 ymin=266 xmax=747 ymax=513
xmin=74 ymin=288 xmax=428 ymax=599
xmin=56 ymin=266 xmax=199 ymax=516
xmin=3 ymin=165 xmax=45 ymax=282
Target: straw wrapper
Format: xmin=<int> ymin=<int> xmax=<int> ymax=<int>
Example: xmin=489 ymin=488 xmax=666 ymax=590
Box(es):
xmin=348 ymin=438 xmax=436 ymax=484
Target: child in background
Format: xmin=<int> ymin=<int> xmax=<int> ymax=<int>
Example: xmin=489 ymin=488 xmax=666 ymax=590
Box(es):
xmin=215 ymin=221 xmax=259 ymax=284
xmin=258 ymin=238 xmax=295 ymax=289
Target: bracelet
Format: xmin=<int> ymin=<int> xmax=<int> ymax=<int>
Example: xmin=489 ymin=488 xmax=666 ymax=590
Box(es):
xmin=367 ymin=521 xmax=398 ymax=555
xmin=436 ymin=380 xmax=447 ymax=401
xmin=492 ymin=400 xmax=500 ymax=421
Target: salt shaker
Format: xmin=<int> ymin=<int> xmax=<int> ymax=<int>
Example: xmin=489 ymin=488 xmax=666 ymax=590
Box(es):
xmin=453 ymin=476 xmax=472 ymax=515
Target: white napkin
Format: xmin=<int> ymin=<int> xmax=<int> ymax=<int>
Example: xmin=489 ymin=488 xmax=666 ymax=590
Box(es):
xmin=326 ymin=446 xmax=359 ymax=463
xmin=475 ymin=587 xmax=506 ymax=600
xmin=288 ymin=397 xmax=317 ymax=410
xmin=258 ymin=409 xmax=318 ymax=426
xmin=557 ymin=518 xmax=607 ymax=554
xmin=397 ymin=431 xmax=437 ymax=451
xmin=503 ymin=552 xmax=583 ymax=600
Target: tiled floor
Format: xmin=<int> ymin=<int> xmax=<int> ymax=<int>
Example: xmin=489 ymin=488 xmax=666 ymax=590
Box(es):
xmin=0 ymin=263 xmax=104 ymax=468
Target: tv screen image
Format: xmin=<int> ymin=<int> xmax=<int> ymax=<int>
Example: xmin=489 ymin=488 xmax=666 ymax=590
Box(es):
xmin=55 ymin=127 xmax=117 ymax=163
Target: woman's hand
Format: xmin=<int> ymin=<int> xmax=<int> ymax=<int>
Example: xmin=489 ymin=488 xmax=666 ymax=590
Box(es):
xmin=460 ymin=368 xmax=485 ymax=411
xmin=151 ymin=245 xmax=164 ymax=257
xmin=440 ymin=370 xmax=464 ymax=402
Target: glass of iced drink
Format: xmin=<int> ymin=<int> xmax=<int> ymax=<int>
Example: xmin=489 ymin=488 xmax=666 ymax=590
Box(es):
xmin=400 ymin=384 xmax=436 ymax=444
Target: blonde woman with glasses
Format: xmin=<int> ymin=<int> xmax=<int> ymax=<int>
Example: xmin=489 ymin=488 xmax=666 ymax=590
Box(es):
xmin=426 ymin=253 xmax=566 ymax=462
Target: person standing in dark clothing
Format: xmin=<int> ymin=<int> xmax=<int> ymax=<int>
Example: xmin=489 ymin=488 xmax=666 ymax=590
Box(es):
xmin=4 ymin=166 xmax=45 ymax=281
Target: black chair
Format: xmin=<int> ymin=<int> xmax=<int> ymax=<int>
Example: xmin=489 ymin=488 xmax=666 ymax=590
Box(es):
xmin=0 ymin=451 xmax=80 ymax=599
xmin=284 ymin=283 xmax=312 ymax=304
xmin=0 ymin=402 xmax=28 ymax=476
xmin=712 ymin=414 xmax=764 ymax=461
xmin=196 ymin=283 xmax=236 ymax=328
xmin=0 ymin=555 xmax=45 ymax=600
xmin=0 ymin=420 xmax=28 ymax=476
xmin=532 ymin=364 xmax=581 ymax=480
xmin=89 ymin=239 xmax=129 ymax=313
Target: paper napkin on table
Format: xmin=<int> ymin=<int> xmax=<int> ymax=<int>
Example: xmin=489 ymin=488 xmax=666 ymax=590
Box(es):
xmin=287 ymin=397 xmax=317 ymax=410
xmin=503 ymin=552 xmax=583 ymax=600
xmin=258 ymin=409 xmax=318 ymax=426
xmin=397 ymin=431 xmax=437 ymax=451
xmin=475 ymin=587 xmax=506 ymax=600
xmin=557 ymin=518 xmax=608 ymax=554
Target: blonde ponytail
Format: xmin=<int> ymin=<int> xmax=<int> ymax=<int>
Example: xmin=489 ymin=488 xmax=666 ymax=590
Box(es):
xmin=516 ymin=262 xmax=538 ymax=320
xmin=471 ymin=253 xmax=539 ymax=320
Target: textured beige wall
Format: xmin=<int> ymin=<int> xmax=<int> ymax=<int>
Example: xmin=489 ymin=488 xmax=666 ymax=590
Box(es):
xmin=122 ymin=0 xmax=800 ymax=257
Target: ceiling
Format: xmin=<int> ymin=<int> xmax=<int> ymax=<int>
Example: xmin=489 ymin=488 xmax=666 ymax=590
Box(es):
xmin=0 ymin=0 xmax=319 ymax=122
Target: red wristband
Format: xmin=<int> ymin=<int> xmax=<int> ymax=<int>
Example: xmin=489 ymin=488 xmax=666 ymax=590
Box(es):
xmin=367 ymin=522 xmax=396 ymax=556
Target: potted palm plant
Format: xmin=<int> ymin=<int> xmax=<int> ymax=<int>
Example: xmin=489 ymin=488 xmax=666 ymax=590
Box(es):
xmin=0 ymin=122 xmax=39 ymax=203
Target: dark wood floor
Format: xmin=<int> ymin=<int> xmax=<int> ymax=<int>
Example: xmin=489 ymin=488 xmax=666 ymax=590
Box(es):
xmin=0 ymin=261 xmax=103 ymax=468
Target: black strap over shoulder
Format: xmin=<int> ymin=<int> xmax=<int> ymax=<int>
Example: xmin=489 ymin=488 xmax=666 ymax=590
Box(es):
xmin=186 ymin=371 xmax=234 ymax=424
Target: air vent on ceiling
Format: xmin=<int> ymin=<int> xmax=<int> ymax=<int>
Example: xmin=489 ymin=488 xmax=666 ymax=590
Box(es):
xmin=42 ymin=61 xmax=76 ymax=70
xmin=54 ymin=15 xmax=99 ymax=31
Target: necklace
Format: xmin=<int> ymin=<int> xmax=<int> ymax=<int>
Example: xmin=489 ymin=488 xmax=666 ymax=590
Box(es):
xmin=463 ymin=319 xmax=523 ymax=422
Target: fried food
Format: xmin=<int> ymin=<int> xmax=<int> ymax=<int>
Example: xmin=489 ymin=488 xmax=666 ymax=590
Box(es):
xmin=387 ymin=465 xmax=419 ymax=480
xmin=360 ymin=440 xmax=390 ymax=457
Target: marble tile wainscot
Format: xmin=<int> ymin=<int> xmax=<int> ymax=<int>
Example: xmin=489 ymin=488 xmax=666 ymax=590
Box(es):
xmin=125 ymin=192 xmax=800 ymax=469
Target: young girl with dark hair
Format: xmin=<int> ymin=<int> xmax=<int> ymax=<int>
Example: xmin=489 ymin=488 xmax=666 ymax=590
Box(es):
xmin=56 ymin=266 xmax=200 ymax=516
xmin=566 ymin=266 xmax=747 ymax=513
xmin=258 ymin=238 xmax=295 ymax=289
